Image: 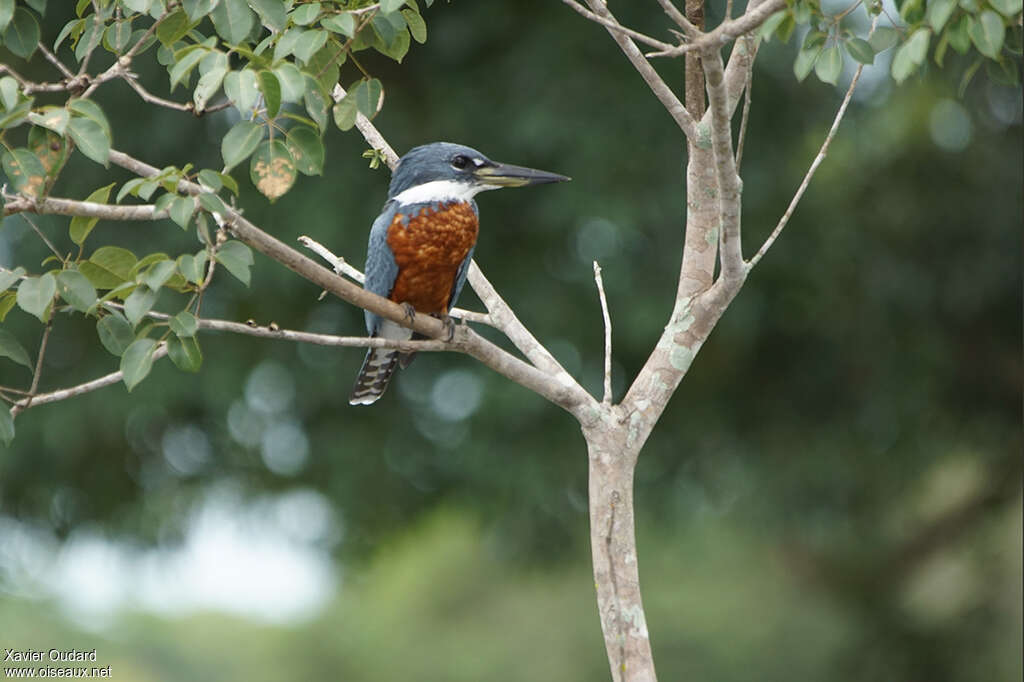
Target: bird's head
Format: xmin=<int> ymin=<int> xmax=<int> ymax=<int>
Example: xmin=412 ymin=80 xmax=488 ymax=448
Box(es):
xmin=387 ymin=142 xmax=570 ymax=204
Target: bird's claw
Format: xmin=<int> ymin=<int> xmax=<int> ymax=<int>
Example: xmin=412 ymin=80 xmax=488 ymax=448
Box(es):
xmin=432 ymin=313 xmax=457 ymax=342
xmin=400 ymin=302 xmax=417 ymax=323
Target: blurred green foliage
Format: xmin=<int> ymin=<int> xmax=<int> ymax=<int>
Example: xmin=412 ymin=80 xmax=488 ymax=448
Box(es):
xmin=0 ymin=0 xmax=1021 ymax=679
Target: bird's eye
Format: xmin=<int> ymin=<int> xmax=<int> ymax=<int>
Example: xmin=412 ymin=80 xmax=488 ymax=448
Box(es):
xmin=450 ymin=155 xmax=469 ymax=170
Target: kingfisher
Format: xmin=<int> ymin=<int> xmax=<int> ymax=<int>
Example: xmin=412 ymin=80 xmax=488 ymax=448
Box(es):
xmin=349 ymin=142 xmax=569 ymax=405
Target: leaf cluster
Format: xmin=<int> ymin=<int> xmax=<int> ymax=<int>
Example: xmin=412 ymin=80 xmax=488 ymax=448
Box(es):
xmin=760 ymin=0 xmax=1022 ymax=88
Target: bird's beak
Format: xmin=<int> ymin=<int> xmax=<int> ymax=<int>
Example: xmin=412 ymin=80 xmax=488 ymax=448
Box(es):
xmin=474 ymin=161 xmax=570 ymax=188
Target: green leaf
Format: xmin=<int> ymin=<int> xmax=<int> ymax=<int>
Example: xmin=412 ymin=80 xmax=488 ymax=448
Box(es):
xmin=274 ymin=26 xmax=304 ymax=61
xmin=193 ymin=61 xmax=228 ymax=112
xmin=758 ymin=10 xmax=787 ymax=41
xmin=224 ymin=68 xmax=260 ymax=112
xmin=120 ymin=337 xmax=157 ymax=390
xmin=198 ymin=169 xmax=222 ymax=191
xmin=124 ymin=284 xmax=158 ymax=325
xmin=69 ymin=182 xmax=115 ymax=246
xmin=793 ymin=45 xmax=821 ymax=82
xmin=0 ymin=328 xmax=32 ymax=369
xmin=140 ymin=259 xmax=177 ymax=290
xmin=182 ymin=0 xmax=217 ymax=22
xmin=169 ymin=46 xmax=206 ymax=90
xmin=378 ymin=24 xmax=410 ymax=62
xmin=218 ymin=173 xmax=239 ymax=195
xmin=24 ymin=0 xmax=43 ymax=16
xmin=26 ymin=107 xmax=69 ymax=136
xmin=167 ymin=334 xmax=202 ymax=372
xmin=354 ymin=78 xmax=383 ymax=118
xmin=380 ymin=0 xmax=405 ymax=12
xmin=83 ymin=246 xmax=137 ymax=289
xmin=2 ymin=148 xmax=46 ymax=197
xmin=68 ymin=98 xmax=111 ymax=138
xmin=868 ymin=26 xmax=900 ymax=52
xmin=968 ymin=10 xmax=1005 ymax=59
xmin=16 ymin=274 xmax=56 ymax=321
xmin=170 ymin=310 xmax=199 ymax=337
xmin=0 ymin=292 xmax=17 ymax=322
xmin=289 ymin=2 xmax=320 ymax=25
xmin=104 ymin=19 xmax=134 ymax=53
xmin=27 ymin=127 xmax=68 ymax=181
xmin=0 ymin=0 xmax=15 ymax=34
xmin=214 ymin=240 xmax=254 ymax=285
xmin=177 ymin=251 xmax=209 ymax=284
xmin=75 ymin=17 xmax=99 ymax=64
xmin=221 ymin=120 xmax=263 ymax=171
xmin=258 ymin=69 xmax=282 ymax=117
xmin=892 ymin=28 xmax=931 ymax=82
xmin=401 ymin=8 xmax=426 ymax=43
xmin=845 ymin=37 xmax=876 ymax=64
xmin=286 ymin=126 xmax=324 ymax=176
xmin=247 ymin=0 xmax=287 ymax=31
xmin=927 ymin=0 xmax=957 ymax=31
xmin=0 ymin=266 xmax=25 ymax=293
xmin=0 ymin=407 xmax=14 ymax=446
xmin=303 ymin=78 xmax=329 ymax=131
xmin=68 ymin=116 xmax=111 ymax=166
xmin=293 ymin=28 xmax=328 ymax=63
xmin=168 ymin=195 xmax=195 ymax=229
xmin=303 ymin=38 xmax=346 ymax=94
xmin=249 ymin=139 xmax=296 ymax=202
xmin=988 ymin=0 xmax=1022 ymax=16
xmin=97 ymin=311 xmax=135 ymax=356
xmin=321 ymin=12 xmax=355 ymax=37
xmin=56 ymin=269 xmax=97 ymax=313
xmin=198 ymin=192 xmax=228 ymax=215
xmin=947 ymin=14 xmax=971 ymax=53
xmin=3 ymin=7 xmax=40 ymax=59
xmin=332 ymin=93 xmax=357 ymax=130
xmin=156 ymin=9 xmax=190 ymax=47
xmin=0 ymin=75 xmax=19 ymax=110
xmin=274 ymin=63 xmax=305 ymax=103
xmin=815 ymin=44 xmax=843 ymax=85
xmin=211 ymin=0 xmax=255 ymax=44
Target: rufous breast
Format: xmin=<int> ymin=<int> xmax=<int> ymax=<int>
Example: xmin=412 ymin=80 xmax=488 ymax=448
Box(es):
xmin=386 ymin=201 xmax=479 ymax=314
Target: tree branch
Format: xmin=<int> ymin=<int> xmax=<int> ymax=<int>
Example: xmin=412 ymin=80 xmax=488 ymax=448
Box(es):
xmin=593 ymin=261 xmax=613 ymax=404
xmin=748 ymin=36 xmax=870 ymax=269
xmin=579 ymin=0 xmax=698 ymax=140
xmin=3 ymin=194 xmax=170 ymax=221
xmin=561 ymin=0 xmax=677 ymax=51
xmin=12 ymin=344 xmax=169 ymax=412
xmin=10 ymin=321 xmax=51 ymax=417
xmin=646 ymin=0 xmax=786 ymax=57
xmin=701 ymin=47 xmax=745 ymax=281
xmin=107 ymin=149 xmax=598 ymax=420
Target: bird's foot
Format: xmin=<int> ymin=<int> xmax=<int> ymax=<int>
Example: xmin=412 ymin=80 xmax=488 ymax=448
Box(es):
xmin=432 ymin=313 xmax=457 ymax=342
xmin=400 ymin=302 xmax=417 ymax=324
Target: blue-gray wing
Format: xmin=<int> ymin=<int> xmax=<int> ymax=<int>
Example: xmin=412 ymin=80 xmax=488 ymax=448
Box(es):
xmin=447 ymin=200 xmax=479 ymax=311
xmin=363 ymin=201 xmax=400 ymax=335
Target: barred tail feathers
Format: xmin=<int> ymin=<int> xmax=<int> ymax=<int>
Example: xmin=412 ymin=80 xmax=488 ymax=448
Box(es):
xmin=349 ymin=319 xmax=412 ymax=406
xmin=349 ymin=348 xmax=400 ymax=405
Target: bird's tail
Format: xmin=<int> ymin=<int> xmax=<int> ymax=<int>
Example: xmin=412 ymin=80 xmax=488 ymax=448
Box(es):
xmin=349 ymin=347 xmax=401 ymax=405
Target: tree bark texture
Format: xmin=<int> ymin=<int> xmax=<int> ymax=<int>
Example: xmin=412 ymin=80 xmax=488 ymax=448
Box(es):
xmin=585 ymin=418 xmax=655 ymax=682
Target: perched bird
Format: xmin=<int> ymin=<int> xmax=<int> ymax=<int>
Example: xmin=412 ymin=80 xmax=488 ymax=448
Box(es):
xmin=349 ymin=142 xmax=569 ymax=405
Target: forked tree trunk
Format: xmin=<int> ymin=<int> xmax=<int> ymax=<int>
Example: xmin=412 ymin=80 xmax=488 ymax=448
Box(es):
xmin=584 ymin=417 xmax=656 ymax=682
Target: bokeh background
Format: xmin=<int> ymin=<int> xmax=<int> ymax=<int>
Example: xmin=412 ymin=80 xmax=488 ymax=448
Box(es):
xmin=1 ymin=1 xmax=1021 ymax=680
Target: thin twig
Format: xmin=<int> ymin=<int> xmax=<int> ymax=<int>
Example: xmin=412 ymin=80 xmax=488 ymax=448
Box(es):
xmin=747 ymin=22 xmax=876 ymax=269
xmin=593 ymin=261 xmax=613 ymax=404
xmin=18 ymin=214 xmax=64 ymax=261
xmin=10 ymin=320 xmax=52 ymax=417
xmin=331 ymin=84 xmax=400 ymax=168
xmin=12 ymin=344 xmax=169 ymax=412
xmin=579 ymin=0 xmax=698 ymax=140
xmin=646 ymin=0 xmax=786 ymax=57
xmin=562 ymin=0 xmax=677 ymax=50
xmin=735 ymin=65 xmax=753 ymax=168
xmin=37 ymin=43 xmax=75 ymax=79
xmin=124 ymin=76 xmax=194 ymax=112
xmin=655 ymin=0 xmax=701 ymax=37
